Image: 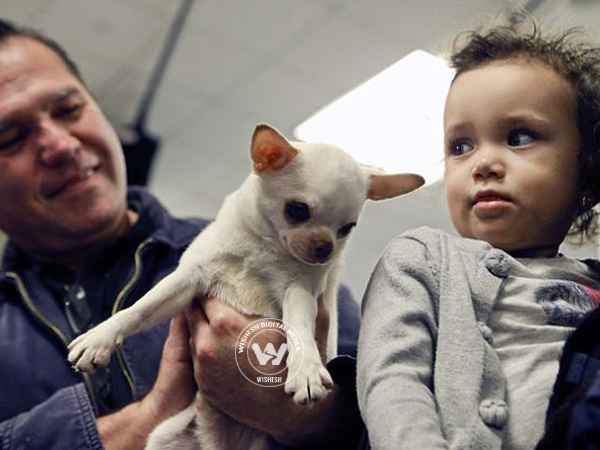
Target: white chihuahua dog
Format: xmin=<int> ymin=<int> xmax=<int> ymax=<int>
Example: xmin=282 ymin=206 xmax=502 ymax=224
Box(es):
xmin=68 ymin=124 xmax=423 ymax=450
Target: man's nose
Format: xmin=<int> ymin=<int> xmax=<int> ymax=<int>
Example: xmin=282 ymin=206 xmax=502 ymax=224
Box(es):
xmin=471 ymin=147 xmax=506 ymax=180
xmin=37 ymin=122 xmax=80 ymax=167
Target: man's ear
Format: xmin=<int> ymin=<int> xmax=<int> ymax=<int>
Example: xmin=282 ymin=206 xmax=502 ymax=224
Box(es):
xmin=365 ymin=169 xmax=425 ymax=201
xmin=251 ymin=124 xmax=298 ymax=173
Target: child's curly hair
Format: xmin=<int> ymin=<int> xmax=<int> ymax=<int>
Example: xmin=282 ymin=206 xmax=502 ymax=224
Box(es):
xmin=449 ymin=14 xmax=600 ymax=239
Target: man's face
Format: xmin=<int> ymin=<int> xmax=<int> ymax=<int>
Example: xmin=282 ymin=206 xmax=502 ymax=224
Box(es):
xmin=443 ymin=59 xmax=582 ymax=257
xmin=0 ymin=37 xmax=128 ymax=261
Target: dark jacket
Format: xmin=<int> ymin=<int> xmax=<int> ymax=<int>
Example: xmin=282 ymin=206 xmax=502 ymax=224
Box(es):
xmin=0 ymin=187 xmax=361 ymax=450
xmin=537 ymin=290 xmax=600 ymax=450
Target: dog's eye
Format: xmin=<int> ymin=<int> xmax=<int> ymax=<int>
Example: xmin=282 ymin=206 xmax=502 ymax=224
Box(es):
xmin=337 ymin=222 xmax=357 ymax=238
xmin=285 ymin=201 xmax=310 ymax=224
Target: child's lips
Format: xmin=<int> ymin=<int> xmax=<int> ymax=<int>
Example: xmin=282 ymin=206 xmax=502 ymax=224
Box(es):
xmin=473 ymin=189 xmax=511 ymax=203
xmin=472 ymin=190 xmax=512 ymax=216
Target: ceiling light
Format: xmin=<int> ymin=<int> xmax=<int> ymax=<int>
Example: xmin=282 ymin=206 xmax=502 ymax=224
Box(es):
xmin=294 ymin=50 xmax=454 ymax=184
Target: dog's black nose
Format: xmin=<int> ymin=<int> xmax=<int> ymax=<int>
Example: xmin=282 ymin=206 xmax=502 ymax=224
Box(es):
xmin=314 ymin=240 xmax=333 ymax=260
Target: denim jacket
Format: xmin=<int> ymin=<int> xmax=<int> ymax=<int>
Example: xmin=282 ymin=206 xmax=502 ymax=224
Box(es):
xmin=0 ymin=187 xmax=360 ymax=450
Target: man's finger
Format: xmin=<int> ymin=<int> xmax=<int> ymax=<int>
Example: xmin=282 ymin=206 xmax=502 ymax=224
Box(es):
xmin=169 ymin=311 xmax=191 ymax=342
xmin=202 ymin=296 xmax=227 ymax=321
xmin=185 ymin=298 xmax=209 ymax=335
xmin=201 ymin=297 xmax=248 ymax=337
xmin=161 ymin=312 xmax=192 ymax=364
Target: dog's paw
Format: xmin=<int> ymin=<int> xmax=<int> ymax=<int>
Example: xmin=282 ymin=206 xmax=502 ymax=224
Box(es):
xmin=284 ymin=360 xmax=333 ymax=405
xmin=67 ymin=320 xmax=126 ymax=372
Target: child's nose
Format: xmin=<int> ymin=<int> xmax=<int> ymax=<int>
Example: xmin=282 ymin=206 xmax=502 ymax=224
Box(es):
xmin=37 ymin=122 xmax=80 ymax=167
xmin=471 ymin=151 xmax=505 ymax=180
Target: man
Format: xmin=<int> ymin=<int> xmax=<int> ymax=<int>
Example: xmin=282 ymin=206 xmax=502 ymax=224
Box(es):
xmin=0 ymin=19 xmax=361 ymax=450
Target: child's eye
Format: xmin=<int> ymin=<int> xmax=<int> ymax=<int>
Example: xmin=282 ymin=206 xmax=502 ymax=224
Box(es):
xmin=507 ymin=129 xmax=538 ymax=147
xmin=447 ymin=140 xmax=473 ymax=156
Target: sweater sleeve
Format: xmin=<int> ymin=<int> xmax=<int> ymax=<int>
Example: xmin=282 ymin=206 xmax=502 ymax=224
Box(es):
xmin=0 ymin=383 xmax=104 ymax=450
xmin=357 ymin=234 xmax=449 ymax=450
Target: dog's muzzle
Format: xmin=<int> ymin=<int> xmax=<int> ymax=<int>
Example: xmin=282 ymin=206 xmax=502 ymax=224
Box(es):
xmin=286 ymin=228 xmax=335 ymax=265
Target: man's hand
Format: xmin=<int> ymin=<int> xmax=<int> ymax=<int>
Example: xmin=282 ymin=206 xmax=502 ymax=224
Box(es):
xmin=140 ymin=312 xmax=196 ymax=420
xmin=186 ymin=297 xmax=358 ymax=448
xmin=97 ymin=313 xmax=196 ymax=450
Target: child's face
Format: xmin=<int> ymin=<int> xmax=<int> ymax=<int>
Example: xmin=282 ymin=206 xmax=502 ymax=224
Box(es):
xmin=443 ymin=59 xmax=581 ymax=257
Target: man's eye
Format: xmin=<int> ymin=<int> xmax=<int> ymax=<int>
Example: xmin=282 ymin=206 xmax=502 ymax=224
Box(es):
xmin=284 ymin=201 xmax=310 ymax=224
xmin=53 ymin=103 xmax=82 ymax=119
xmin=0 ymin=126 xmax=27 ymax=151
xmin=448 ymin=140 xmax=473 ymax=156
xmin=337 ymin=222 xmax=357 ymax=239
xmin=507 ymin=129 xmax=537 ymax=147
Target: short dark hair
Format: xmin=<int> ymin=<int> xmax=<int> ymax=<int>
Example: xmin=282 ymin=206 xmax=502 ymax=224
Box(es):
xmin=0 ymin=18 xmax=86 ymax=86
xmin=450 ymin=15 xmax=600 ymax=238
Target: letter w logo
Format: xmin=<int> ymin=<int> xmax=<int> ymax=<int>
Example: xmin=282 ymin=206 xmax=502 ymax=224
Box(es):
xmin=252 ymin=343 xmax=288 ymax=366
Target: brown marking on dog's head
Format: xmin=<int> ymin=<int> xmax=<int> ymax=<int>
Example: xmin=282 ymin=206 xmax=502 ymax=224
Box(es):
xmin=251 ymin=124 xmax=298 ymax=173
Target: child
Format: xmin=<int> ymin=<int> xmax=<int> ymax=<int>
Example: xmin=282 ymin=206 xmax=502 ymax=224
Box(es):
xmin=357 ymin=17 xmax=600 ymax=450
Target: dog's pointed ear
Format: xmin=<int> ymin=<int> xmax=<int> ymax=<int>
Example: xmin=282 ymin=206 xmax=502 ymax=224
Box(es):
xmin=251 ymin=124 xmax=298 ymax=173
xmin=364 ymin=168 xmax=425 ymax=201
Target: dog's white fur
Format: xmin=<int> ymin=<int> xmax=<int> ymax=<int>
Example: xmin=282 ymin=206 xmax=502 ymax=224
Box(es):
xmin=67 ymin=124 xmax=424 ymax=450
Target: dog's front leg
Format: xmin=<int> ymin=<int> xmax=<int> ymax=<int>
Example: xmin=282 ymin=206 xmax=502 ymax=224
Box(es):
xmin=282 ymin=284 xmax=334 ymax=405
xmin=323 ymin=262 xmax=340 ymax=360
xmin=68 ymin=264 xmax=201 ymax=372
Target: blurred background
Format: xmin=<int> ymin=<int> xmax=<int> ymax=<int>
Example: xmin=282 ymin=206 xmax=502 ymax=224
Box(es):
xmin=2 ymin=0 xmax=599 ymax=301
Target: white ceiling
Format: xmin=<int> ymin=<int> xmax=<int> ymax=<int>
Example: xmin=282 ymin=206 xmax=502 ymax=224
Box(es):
xmin=2 ymin=0 xmax=600 ymax=300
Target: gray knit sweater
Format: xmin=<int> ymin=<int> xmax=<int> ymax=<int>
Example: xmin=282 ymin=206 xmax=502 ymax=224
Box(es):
xmin=358 ymin=227 xmax=514 ymax=450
